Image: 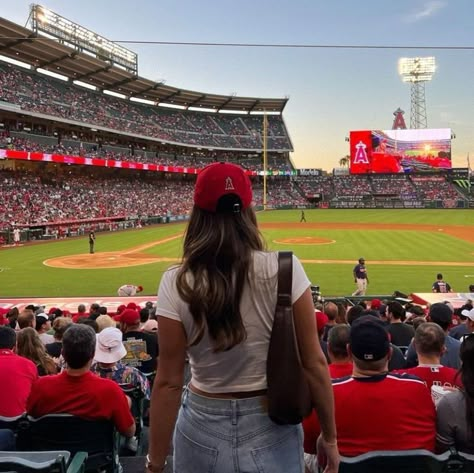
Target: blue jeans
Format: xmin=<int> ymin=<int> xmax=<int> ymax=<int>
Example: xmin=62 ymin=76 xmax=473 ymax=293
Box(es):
xmin=173 ymin=388 xmax=304 ymax=473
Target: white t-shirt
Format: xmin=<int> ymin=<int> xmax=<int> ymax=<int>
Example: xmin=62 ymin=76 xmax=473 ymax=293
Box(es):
xmin=157 ymin=251 xmax=311 ymax=392
xmin=39 ymin=332 xmax=54 ymax=345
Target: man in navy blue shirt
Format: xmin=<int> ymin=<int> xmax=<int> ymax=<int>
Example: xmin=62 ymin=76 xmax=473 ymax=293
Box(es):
xmin=352 ymin=257 xmax=369 ymax=296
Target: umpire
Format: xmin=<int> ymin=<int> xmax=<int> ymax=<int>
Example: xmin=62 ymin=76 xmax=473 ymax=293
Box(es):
xmin=89 ymin=231 xmax=95 ymax=254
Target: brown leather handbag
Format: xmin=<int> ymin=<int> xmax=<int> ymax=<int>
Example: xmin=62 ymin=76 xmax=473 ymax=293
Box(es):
xmin=267 ymin=251 xmax=312 ymax=425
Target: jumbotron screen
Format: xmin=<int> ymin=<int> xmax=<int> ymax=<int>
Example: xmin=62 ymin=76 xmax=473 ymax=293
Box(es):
xmin=349 ymin=129 xmax=452 ymax=174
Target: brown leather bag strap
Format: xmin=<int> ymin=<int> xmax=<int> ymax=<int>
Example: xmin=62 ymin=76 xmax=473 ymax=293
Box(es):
xmin=277 ymin=251 xmax=293 ymax=308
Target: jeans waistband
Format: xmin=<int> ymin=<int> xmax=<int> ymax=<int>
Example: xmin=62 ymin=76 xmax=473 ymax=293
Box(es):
xmin=183 ymin=387 xmax=268 ymax=417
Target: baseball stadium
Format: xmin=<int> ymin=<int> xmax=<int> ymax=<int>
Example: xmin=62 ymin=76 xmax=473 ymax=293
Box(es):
xmin=1 ymin=4 xmax=474 ymax=473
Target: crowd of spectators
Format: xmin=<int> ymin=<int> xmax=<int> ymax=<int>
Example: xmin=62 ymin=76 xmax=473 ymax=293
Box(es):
xmin=0 ymin=168 xmax=194 ymax=229
xmin=0 ymin=62 xmax=292 ymax=151
xmin=411 ymin=176 xmax=460 ymax=201
xmin=302 ymin=298 xmax=474 ymax=471
xmin=253 ymin=179 xmax=308 ymax=207
xmin=370 ymin=174 xmax=418 ymax=199
xmin=1 ymin=294 xmax=473 ymax=469
xmin=297 ymin=176 xmax=334 ymax=197
xmin=332 ymin=175 xmax=373 ymax=197
xmin=0 ymin=132 xmax=293 ymax=173
xmin=1 ymin=165 xmax=467 ymax=231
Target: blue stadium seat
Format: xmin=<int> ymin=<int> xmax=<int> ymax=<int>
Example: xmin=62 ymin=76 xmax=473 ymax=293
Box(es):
xmin=18 ymin=415 xmax=120 ymax=473
xmin=0 ymin=451 xmax=87 ymax=473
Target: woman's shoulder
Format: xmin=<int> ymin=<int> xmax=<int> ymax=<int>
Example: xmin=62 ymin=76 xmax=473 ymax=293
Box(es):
xmin=252 ymin=251 xmax=278 ymax=274
xmin=438 ymin=389 xmax=465 ymax=410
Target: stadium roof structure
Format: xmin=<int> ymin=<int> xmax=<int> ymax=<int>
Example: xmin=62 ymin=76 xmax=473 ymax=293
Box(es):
xmin=0 ymin=17 xmax=288 ymax=114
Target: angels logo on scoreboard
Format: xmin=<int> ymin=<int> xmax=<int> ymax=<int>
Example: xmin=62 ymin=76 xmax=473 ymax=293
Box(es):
xmin=353 ymin=142 xmax=369 ymax=164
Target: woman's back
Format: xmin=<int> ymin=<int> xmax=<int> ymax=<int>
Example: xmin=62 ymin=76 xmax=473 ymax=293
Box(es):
xmin=157 ymin=251 xmax=310 ymax=393
xmin=437 ymin=389 xmax=473 ymax=453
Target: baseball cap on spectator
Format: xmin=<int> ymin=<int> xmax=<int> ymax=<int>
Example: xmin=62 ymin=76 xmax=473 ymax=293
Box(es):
xmin=116 ymin=304 xmax=126 ymax=315
xmin=94 ymin=327 xmax=127 ymax=364
xmin=48 ymin=307 xmax=58 ymax=315
xmin=370 ymin=299 xmax=381 ymax=310
xmin=126 ymin=302 xmax=139 ymax=310
xmin=461 ymin=308 xmax=474 ymax=321
xmin=429 ymin=303 xmax=453 ymax=325
xmin=36 ymin=313 xmax=49 ymax=322
xmin=142 ymin=319 xmax=158 ymax=332
xmin=315 ymin=310 xmax=328 ymax=336
xmin=119 ymin=309 xmax=140 ymax=325
xmin=194 ymin=162 xmax=252 ymax=213
xmin=0 ymin=309 xmax=8 ymax=325
xmin=350 ymin=315 xmax=390 ymax=361
xmin=443 ymin=301 xmax=454 ymax=314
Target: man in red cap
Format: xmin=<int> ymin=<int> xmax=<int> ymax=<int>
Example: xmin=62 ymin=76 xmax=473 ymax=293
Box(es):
xmin=119 ymin=309 xmax=158 ymax=376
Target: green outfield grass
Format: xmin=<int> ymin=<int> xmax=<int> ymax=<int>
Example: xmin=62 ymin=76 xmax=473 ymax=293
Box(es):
xmin=1 ymin=209 xmax=474 ymax=298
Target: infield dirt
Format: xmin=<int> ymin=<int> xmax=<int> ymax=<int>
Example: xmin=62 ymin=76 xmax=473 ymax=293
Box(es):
xmin=42 ymin=222 xmax=474 ymax=270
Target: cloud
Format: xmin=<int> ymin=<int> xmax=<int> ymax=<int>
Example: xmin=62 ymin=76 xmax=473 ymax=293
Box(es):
xmin=404 ymin=1 xmax=446 ymax=23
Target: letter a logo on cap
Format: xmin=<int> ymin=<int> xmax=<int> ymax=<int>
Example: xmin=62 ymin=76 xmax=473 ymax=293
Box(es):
xmin=225 ymin=176 xmax=235 ymax=191
xmin=354 ymin=141 xmax=369 ymax=164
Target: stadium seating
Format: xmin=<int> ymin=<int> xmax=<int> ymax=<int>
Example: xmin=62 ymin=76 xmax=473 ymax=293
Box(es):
xmin=0 ymin=63 xmax=292 ymax=151
xmin=0 ymin=451 xmax=87 ymax=473
xmin=18 ymin=415 xmax=120 ymax=473
xmin=339 ymin=449 xmax=451 ymax=473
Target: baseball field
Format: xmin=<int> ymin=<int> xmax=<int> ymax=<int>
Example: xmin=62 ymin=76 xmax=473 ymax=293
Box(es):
xmin=1 ymin=209 xmax=474 ymax=298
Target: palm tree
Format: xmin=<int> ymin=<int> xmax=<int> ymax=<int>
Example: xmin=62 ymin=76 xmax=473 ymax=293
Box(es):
xmin=339 ymin=155 xmax=350 ymax=167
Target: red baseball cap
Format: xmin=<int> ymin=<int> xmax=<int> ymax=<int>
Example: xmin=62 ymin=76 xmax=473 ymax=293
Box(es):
xmin=371 ymin=299 xmax=382 ymax=310
xmin=116 ymin=304 xmax=126 ymax=315
xmin=194 ymin=162 xmax=253 ymax=213
xmin=119 ymin=309 xmax=140 ymax=325
xmin=315 ymin=310 xmax=329 ymax=336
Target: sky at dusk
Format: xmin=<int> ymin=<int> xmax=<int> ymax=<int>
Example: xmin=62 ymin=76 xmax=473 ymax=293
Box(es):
xmin=2 ymin=0 xmax=474 ymax=170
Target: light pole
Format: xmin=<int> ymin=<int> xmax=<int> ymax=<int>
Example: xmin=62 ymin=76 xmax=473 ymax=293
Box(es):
xmin=398 ymin=57 xmax=436 ymax=129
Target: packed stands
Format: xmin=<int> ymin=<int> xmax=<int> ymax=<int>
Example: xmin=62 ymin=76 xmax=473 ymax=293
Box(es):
xmin=0 ymin=62 xmax=292 ymax=151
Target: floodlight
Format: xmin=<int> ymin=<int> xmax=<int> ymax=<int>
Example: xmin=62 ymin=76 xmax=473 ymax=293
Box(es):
xmin=398 ymin=57 xmax=436 ymax=129
xmin=398 ymin=57 xmax=436 ymax=83
xmin=30 ymin=4 xmax=138 ymax=74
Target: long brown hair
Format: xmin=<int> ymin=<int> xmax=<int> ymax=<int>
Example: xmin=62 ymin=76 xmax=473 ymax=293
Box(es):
xmin=16 ymin=328 xmax=57 ymax=375
xmin=176 ymin=204 xmax=264 ymax=352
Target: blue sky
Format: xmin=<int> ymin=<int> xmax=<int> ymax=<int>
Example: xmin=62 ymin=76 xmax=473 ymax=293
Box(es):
xmin=3 ymin=0 xmax=474 ymax=170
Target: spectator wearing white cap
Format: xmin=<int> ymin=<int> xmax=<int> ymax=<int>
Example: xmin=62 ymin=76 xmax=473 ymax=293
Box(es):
xmin=92 ymin=327 xmax=150 ymax=400
xmin=450 ymin=307 xmax=474 ymax=341
xmin=458 ymin=309 xmax=474 ymax=342
xmin=35 ymin=313 xmax=54 ymax=345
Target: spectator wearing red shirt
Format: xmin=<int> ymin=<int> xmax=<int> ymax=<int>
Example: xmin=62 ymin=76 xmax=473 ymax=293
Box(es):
xmin=394 ymin=323 xmax=462 ymax=390
xmin=0 ymin=326 xmax=37 ymax=417
xmin=324 ymin=316 xmax=435 ymax=460
xmin=27 ymin=324 xmax=135 ymax=438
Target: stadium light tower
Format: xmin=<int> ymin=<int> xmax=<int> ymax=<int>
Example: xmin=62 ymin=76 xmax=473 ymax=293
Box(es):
xmin=398 ymin=57 xmax=436 ymax=129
